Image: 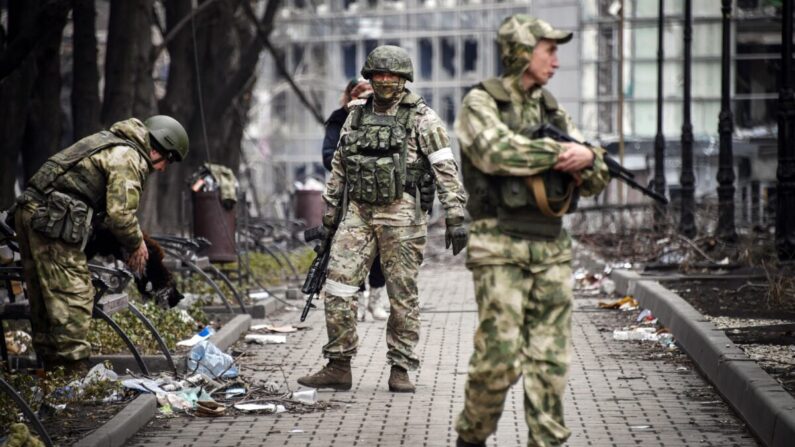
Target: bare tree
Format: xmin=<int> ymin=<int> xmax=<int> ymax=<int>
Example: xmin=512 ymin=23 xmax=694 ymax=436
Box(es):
xmin=71 ymin=0 xmax=102 ymax=140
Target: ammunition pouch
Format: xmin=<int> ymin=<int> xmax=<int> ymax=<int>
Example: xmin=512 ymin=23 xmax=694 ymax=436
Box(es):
xmin=30 ymin=191 xmax=93 ymax=247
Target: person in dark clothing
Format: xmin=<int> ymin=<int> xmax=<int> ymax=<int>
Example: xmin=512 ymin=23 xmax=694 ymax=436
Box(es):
xmin=322 ymin=79 xmax=374 ymax=171
xmin=321 ymin=79 xmax=388 ymax=320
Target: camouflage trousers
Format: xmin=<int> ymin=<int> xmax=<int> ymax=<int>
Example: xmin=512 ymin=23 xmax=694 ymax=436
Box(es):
xmin=15 ymin=205 xmax=94 ymax=364
xmin=321 ymin=214 xmax=426 ymax=371
xmin=455 ymin=262 xmax=573 ymax=447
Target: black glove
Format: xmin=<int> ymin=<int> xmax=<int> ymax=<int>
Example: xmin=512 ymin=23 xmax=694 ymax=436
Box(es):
xmin=418 ymin=174 xmax=436 ymax=212
xmin=445 ymin=217 xmax=468 ymax=256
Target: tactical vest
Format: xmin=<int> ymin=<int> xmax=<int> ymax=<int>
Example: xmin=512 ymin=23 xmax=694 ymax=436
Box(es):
xmin=21 ymin=131 xmax=148 ymax=245
xmin=461 ymin=78 xmax=578 ymax=240
xmin=27 ymin=131 xmax=148 ymax=209
xmin=340 ymin=92 xmax=431 ymax=208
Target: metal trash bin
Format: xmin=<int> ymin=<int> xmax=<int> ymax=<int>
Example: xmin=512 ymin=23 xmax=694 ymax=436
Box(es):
xmin=193 ymin=190 xmax=237 ymax=262
xmin=295 ymin=190 xmax=323 ymax=229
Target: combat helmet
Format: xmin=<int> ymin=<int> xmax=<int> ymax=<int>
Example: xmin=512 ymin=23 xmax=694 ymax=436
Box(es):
xmin=497 ymin=14 xmax=573 ymax=75
xmin=361 ymin=45 xmax=414 ymax=82
xmin=145 ymin=115 xmax=189 ymax=162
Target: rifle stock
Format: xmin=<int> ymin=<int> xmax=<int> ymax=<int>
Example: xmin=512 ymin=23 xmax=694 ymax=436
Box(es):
xmin=533 ymin=124 xmax=669 ymax=205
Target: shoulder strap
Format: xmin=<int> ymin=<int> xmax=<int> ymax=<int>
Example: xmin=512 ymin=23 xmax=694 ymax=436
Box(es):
xmin=28 ymin=131 xmax=135 ymax=195
xmin=479 ymin=77 xmax=511 ymax=104
xmin=540 ymin=88 xmax=559 ymax=112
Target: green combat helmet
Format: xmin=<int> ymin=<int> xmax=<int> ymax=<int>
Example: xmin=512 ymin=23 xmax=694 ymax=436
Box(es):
xmin=361 ymin=45 xmax=414 ymax=82
xmin=145 ymin=115 xmax=189 ymax=162
xmin=497 ymin=14 xmax=573 ymax=76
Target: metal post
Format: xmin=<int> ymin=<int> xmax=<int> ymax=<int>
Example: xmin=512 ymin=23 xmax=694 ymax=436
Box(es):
xmin=654 ymin=0 xmax=667 ymax=229
xmin=679 ymin=0 xmax=697 ymax=238
xmin=777 ymin=0 xmax=795 ymax=261
xmin=751 ymin=180 xmax=760 ymax=225
xmin=617 ymin=0 xmax=625 ymax=204
xmin=717 ymin=0 xmax=737 ymax=241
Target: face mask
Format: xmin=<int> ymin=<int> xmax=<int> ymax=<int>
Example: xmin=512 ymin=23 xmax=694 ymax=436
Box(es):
xmin=372 ymin=78 xmax=405 ymax=102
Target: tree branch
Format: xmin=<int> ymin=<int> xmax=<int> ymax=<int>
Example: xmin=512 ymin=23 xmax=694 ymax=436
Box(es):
xmin=151 ymin=0 xmax=224 ymax=62
xmin=241 ymin=0 xmax=325 ymax=125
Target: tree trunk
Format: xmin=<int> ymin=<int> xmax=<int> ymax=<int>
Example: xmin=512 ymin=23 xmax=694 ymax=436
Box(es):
xmin=102 ymin=0 xmax=153 ymax=126
xmin=71 ymin=0 xmax=101 ymax=141
xmin=0 ymin=2 xmax=43 ymax=207
xmin=21 ymin=2 xmax=68 ymax=184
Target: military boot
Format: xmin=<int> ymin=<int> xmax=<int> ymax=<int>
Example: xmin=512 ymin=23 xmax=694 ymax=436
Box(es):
xmin=388 ymin=365 xmax=415 ymax=393
xmin=297 ymin=359 xmax=352 ymax=391
xmin=456 ymin=437 xmax=486 ymax=447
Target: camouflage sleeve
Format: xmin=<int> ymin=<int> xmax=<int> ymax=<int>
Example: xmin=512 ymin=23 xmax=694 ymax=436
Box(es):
xmin=454 ymin=88 xmax=563 ymax=177
xmin=322 ymin=112 xmax=352 ymax=208
xmin=416 ymin=106 xmax=467 ymax=220
xmin=94 ymin=146 xmax=150 ymax=252
xmin=551 ymin=107 xmax=610 ymax=197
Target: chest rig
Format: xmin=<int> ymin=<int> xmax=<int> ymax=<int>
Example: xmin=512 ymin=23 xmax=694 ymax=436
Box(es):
xmin=461 ymin=78 xmax=578 ymax=240
xmin=340 ymin=92 xmax=428 ymax=206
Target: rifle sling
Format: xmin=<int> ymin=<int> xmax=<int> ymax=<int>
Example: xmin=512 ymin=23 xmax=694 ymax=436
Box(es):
xmin=525 ymin=175 xmax=574 ymax=218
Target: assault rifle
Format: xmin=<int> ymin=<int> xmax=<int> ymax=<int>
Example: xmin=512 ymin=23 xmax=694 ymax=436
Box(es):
xmin=533 ymin=123 xmax=669 ymax=205
xmin=300 ymin=225 xmax=335 ymax=321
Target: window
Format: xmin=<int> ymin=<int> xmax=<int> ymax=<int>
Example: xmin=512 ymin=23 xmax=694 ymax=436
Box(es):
xmin=342 ymin=43 xmax=357 ymax=79
xmin=463 ymin=38 xmax=478 ymax=73
xmin=441 ymin=37 xmax=456 ymax=77
xmin=420 ymin=39 xmax=433 ymax=79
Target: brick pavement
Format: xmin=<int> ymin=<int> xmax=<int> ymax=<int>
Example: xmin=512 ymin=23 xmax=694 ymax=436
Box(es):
xmin=126 ymin=240 xmax=758 ymax=447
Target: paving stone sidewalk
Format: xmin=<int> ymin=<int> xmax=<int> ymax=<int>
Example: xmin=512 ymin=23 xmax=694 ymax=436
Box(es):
xmin=126 ymin=241 xmax=758 ymax=447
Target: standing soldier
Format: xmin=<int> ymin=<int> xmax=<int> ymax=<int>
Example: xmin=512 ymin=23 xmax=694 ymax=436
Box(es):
xmin=454 ymin=15 xmax=610 ymax=447
xmin=298 ymin=45 xmax=468 ymax=393
xmin=14 ymin=116 xmax=188 ymax=373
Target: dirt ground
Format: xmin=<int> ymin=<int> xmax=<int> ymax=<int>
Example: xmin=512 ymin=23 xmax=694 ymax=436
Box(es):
xmin=577 ymin=230 xmax=795 ymax=402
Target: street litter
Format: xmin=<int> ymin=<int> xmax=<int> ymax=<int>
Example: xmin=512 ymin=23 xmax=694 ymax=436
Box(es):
xmin=122 ymin=378 xmax=168 ymax=394
xmin=233 ymin=403 xmax=286 ymax=413
xmin=613 ymin=327 xmax=659 ymax=341
xmin=598 ymin=296 xmax=639 ymax=311
xmin=4 ymin=330 xmax=31 ymax=354
xmin=245 ymin=334 xmax=287 ymax=344
xmin=250 ymin=324 xmax=298 ymax=333
xmin=196 ymin=400 xmax=226 ymax=417
xmin=177 ymin=326 xmax=215 ymax=347
xmin=290 ymin=388 xmax=318 ymax=404
xmin=249 ymin=291 xmax=271 ymax=300
xmin=636 ymin=309 xmax=656 ymax=323
xmin=600 ymin=278 xmax=616 ymax=295
xmin=187 ymin=340 xmax=239 ymax=379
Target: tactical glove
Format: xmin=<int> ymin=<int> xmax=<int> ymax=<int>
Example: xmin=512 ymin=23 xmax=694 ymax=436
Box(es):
xmin=418 ymin=174 xmax=436 ymax=212
xmin=445 ymin=217 xmax=468 ymax=256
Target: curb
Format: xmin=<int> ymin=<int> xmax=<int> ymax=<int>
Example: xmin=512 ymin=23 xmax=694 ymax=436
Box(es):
xmin=73 ymin=313 xmax=252 ymax=446
xmin=611 ymin=269 xmax=795 ymax=447
xmin=77 ymin=394 xmax=156 ymax=447
xmin=208 ymin=313 xmax=252 ymax=349
xmin=88 ymin=312 xmax=252 ymax=374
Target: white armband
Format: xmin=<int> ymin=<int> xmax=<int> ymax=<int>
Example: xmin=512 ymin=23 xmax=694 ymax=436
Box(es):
xmin=428 ymin=147 xmax=454 ymax=164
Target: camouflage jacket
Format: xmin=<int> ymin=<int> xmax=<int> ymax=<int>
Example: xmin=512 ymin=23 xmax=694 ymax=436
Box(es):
xmin=25 ymin=119 xmax=153 ymax=252
xmin=324 ymin=91 xmax=467 ymax=226
xmin=455 ymin=74 xmax=609 ymax=270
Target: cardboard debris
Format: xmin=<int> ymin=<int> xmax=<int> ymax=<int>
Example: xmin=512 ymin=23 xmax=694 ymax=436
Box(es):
xmin=598 ymin=296 xmax=639 ymax=310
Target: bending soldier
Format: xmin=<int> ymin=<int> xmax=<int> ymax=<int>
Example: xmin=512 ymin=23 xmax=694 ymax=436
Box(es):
xmin=298 ymin=45 xmax=468 ymax=393
xmin=454 ymin=15 xmax=610 ymax=447
xmin=14 ymin=116 xmax=189 ymax=373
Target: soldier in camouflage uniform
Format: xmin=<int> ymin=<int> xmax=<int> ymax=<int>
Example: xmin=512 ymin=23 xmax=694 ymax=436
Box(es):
xmin=298 ymin=45 xmax=468 ymax=393
xmin=454 ymin=15 xmax=610 ymax=447
xmin=14 ymin=116 xmax=189 ymax=372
